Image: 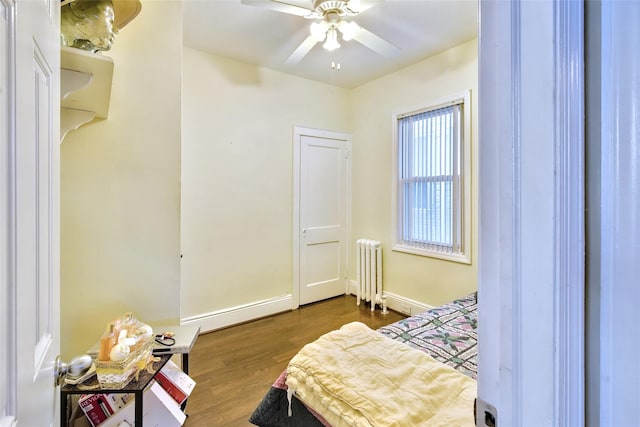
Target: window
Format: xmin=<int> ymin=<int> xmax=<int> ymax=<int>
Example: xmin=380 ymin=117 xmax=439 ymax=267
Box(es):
xmin=392 ymin=91 xmax=471 ymax=263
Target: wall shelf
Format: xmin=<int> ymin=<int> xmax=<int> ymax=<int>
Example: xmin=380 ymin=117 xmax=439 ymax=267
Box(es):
xmin=60 ymin=46 xmax=114 ymax=140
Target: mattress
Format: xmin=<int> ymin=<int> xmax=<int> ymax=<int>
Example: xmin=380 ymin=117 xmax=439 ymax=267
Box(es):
xmin=249 ymin=292 xmax=478 ymax=426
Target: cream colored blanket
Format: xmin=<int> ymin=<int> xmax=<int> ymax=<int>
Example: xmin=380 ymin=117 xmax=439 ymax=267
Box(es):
xmin=285 ymin=321 xmax=476 ymax=427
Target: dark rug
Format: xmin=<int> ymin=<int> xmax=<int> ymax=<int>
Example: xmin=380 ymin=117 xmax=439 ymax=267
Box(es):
xmin=249 ymin=387 xmax=325 ymax=427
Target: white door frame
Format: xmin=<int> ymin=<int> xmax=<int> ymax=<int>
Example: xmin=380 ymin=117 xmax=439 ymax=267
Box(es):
xmin=292 ymin=126 xmax=352 ymax=310
xmin=0 ymin=1 xmax=16 ymax=425
xmin=477 ymin=1 xmax=584 ymax=426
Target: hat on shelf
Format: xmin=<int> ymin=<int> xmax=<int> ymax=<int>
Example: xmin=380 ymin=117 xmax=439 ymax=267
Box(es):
xmin=111 ymin=0 xmax=142 ymax=29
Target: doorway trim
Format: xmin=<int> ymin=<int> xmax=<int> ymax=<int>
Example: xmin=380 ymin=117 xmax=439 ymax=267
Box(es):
xmin=1 ymin=0 xmax=17 ymax=424
xmin=292 ymin=126 xmax=352 ymax=309
xmin=477 ymin=0 xmax=585 ymax=425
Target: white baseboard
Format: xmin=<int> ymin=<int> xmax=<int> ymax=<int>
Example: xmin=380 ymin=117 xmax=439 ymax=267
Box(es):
xmin=181 ymin=285 xmax=433 ymax=333
xmin=348 ymin=280 xmax=432 ymax=316
xmin=180 ymin=294 xmax=293 ymax=333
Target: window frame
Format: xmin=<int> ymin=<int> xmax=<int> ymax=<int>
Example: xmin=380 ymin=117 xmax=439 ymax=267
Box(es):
xmin=391 ymin=90 xmax=471 ymax=264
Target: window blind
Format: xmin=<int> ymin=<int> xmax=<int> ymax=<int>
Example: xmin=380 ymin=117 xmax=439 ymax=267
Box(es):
xmin=398 ymin=102 xmax=463 ymax=254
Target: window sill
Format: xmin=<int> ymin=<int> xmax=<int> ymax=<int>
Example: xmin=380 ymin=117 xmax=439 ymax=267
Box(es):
xmin=0 ymin=417 xmax=15 ymax=427
xmin=392 ymin=244 xmax=471 ymax=264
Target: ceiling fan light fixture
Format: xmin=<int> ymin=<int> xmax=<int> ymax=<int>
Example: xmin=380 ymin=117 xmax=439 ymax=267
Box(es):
xmin=313 ymin=0 xmax=347 ymax=14
xmin=323 ymin=27 xmax=341 ymax=51
xmin=338 ymin=20 xmax=359 ymax=41
xmin=310 ymin=20 xmax=329 ymax=41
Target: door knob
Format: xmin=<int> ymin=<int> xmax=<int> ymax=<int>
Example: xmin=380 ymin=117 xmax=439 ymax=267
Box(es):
xmin=55 ymin=354 xmax=92 ymax=386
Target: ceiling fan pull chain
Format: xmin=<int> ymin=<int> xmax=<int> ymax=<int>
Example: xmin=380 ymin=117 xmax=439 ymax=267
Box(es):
xmin=331 ymin=60 xmax=341 ymax=92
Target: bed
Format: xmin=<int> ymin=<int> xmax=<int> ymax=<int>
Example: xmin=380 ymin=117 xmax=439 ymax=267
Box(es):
xmin=249 ymin=292 xmax=478 ymax=427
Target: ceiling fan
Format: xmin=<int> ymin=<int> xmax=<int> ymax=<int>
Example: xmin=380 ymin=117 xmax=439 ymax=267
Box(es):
xmin=240 ymin=0 xmax=399 ymax=64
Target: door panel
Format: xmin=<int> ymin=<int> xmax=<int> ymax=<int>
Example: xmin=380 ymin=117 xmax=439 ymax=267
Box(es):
xmin=33 ymin=45 xmax=54 ymax=372
xmin=305 ymin=242 xmax=340 ymax=284
xmin=305 ymin=143 xmax=342 ymax=226
xmin=296 ymin=129 xmax=350 ymax=306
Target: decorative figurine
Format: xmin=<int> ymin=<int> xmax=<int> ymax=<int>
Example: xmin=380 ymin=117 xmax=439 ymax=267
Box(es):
xmin=60 ymin=0 xmax=141 ymax=52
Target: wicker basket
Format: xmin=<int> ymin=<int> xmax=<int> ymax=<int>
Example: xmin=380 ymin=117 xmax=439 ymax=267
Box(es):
xmin=95 ymin=337 xmax=153 ymax=389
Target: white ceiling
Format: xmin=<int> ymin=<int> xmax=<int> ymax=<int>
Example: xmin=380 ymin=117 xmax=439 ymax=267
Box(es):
xmin=183 ymin=0 xmax=478 ymax=89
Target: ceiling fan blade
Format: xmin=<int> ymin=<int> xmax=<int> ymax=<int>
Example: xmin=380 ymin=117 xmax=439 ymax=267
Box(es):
xmin=285 ymin=35 xmax=319 ymax=65
xmin=240 ymin=0 xmax=316 ymax=17
xmin=352 ymin=25 xmax=399 ymax=57
xmin=346 ymin=0 xmax=379 ymax=14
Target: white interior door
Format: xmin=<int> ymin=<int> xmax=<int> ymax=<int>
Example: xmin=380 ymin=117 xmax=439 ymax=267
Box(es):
xmin=10 ymin=0 xmax=60 ymax=425
xmin=294 ymin=127 xmax=350 ymax=306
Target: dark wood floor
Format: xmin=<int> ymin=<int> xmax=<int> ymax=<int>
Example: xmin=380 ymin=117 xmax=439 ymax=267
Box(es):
xmin=183 ymin=295 xmax=405 ymax=426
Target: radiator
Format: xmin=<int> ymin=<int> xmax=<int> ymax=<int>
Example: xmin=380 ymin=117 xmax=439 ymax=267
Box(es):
xmin=356 ymin=239 xmax=382 ymax=311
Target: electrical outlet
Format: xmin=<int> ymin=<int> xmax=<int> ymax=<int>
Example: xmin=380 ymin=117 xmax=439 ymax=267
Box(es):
xmin=400 ymin=304 xmax=411 ymax=315
xmin=476 ymin=398 xmax=497 ymax=427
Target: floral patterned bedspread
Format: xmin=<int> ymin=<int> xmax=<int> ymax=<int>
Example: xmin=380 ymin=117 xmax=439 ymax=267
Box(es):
xmin=377 ymin=292 xmax=478 ymax=379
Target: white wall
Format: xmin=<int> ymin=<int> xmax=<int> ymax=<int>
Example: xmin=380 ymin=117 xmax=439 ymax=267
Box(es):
xmin=60 ymin=32 xmax=476 ymax=353
xmin=180 ymin=40 xmax=478 ymax=327
xmin=587 ymin=2 xmax=640 ymax=425
xmin=349 ymin=39 xmax=478 ymax=307
xmin=180 ymin=48 xmax=350 ymax=325
xmin=60 ymin=2 xmax=183 ymax=358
